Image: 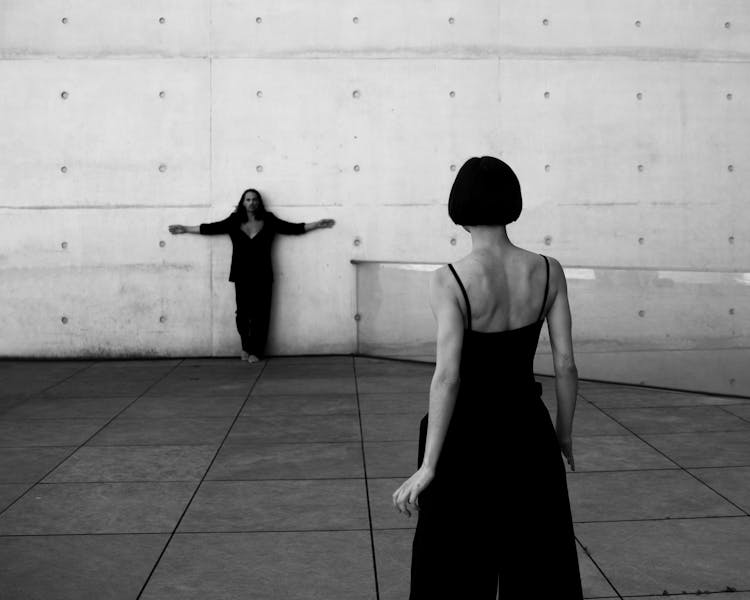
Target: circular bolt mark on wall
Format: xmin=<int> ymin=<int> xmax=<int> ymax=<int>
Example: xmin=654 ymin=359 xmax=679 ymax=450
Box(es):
xmin=542 ymin=18 xmax=549 ymax=26
xmin=544 ymin=91 xmax=550 ymax=99
xmin=353 ymin=17 xmax=359 ymax=24
xmin=544 ymin=164 xmax=551 ymax=172
xmin=728 ymin=164 xmax=734 ymax=172
xmin=448 ymin=17 xmax=455 ymax=24
xmin=256 ymin=165 xmax=263 ymax=173
xmin=352 ymin=90 xmax=360 ymax=99
xmin=638 ymin=237 xmax=644 ymax=245
xmin=729 ymin=308 xmax=735 ymax=315
xmin=726 ymin=93 xmax=733 ymax=101
xmin=725 ymin=21 xmax=731 ymax=29
xmin=637 ymin=164 xmax=644 ymax=172
xmin=159 ymin=164 xmax=167 ymax=173
xmin=61 ymin=241 xmax=68 ymax=249
xmin=636 ymin=92 xmax=643 ymax=100
xmin=61 ymin=166 xmax=68 ymax=173
xmin=635 ymin=20 xmax=641 ymax=27
xmin=354 ymin=313 xmax=361 ymax=321
xmin=159 ymin=316 xmax=167 ymax=323
xmin=449 ymin=91 xmax=455 ymax=98
xmin=450 ymin=237 xmax=457 ymax=246
xmin=256 ymin=17 xmax=262 ymax=24
xmin=730 ymin=378 xmax=736 ymax=385
xmin=61 ymin=17 xmax=68 ymax=24
xmin=256 ymin=90 xmax=263 ymax=98
xmin=159 ymin=240 xmax=166 ymax=248
xmin=450 ymin=164 xmax=457 ymax=172
xmin=353 ymin=164 xmax=360 ymax=172
xmin=544 ymin=235 xmax=552 ymax=246
xmin=61 ymin=316 xmax=68 ymax=324
xmin=638 ymin=310 xmax=645 ymax=317
xmin=159 ymin=91 xmax=166 ymax=98
xmin=159 ymin=17 xmax=165 ymax=24
xmin=729 ymin=235 xmax=735 ymax=244
xmin=353 ymin=237 xmax=361 ymax=247
xmin=61 ymin=91 xmax=69 ymax=100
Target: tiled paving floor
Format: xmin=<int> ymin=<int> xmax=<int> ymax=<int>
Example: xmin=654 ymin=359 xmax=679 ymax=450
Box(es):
xmin=1 ymin=356 xmax=749 ymax=599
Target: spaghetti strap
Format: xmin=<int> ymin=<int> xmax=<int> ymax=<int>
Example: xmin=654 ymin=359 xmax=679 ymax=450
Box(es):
xmin=536 ymin=255 xmax=550 ymax=322
xmin=448 ymin=264 xmax=472 ymax=331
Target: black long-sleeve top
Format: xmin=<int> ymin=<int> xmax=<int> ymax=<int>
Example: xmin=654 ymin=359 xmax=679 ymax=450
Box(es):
xmin=199 ymin=211 xmax=306 ymax=282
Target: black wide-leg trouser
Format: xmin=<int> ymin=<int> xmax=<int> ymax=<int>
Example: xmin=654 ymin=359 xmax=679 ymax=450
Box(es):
xmin=234 ymin=279 xmax=272 ymax=358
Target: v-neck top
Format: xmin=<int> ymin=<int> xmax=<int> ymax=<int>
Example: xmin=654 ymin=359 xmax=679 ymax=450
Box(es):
xmin=199 ymin=211 xmax=306 ymax=282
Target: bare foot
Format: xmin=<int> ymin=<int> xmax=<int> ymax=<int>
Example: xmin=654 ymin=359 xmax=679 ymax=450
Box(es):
xmin=247 ymin=354 xmax=261 ymax=364
xmin=240 ymin=351 xmax=250 ymax=361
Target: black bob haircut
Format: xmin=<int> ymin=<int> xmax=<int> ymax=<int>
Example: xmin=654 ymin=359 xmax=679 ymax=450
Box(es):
xmin=448 ymin=156 xmax=522 ymax=226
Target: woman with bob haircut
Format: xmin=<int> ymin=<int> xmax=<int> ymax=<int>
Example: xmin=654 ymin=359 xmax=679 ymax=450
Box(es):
xmin=393 ymin=157 xmax=582 ymax=598
xmin=168 ymin=188 xmax=335 ymax=363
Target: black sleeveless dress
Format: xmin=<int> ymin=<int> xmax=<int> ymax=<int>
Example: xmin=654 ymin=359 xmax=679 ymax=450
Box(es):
xmin=409 ymin=256 xmax=583 ymax=599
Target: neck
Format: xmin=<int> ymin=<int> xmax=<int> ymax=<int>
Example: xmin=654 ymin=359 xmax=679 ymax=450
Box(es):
xmin=468 ymin=225 xmax=513 ymax=253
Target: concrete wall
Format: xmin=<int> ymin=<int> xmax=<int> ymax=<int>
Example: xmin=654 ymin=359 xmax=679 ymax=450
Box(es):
xmin=1 ymin=1 xmax=748 ymax=394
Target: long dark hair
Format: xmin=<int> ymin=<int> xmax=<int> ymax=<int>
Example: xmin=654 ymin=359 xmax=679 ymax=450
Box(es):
xmin=235 ymin=188 xmax=267 ymax=223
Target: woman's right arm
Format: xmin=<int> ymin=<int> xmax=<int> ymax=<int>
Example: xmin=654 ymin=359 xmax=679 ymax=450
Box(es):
xmin=546 ymin=257 xmax=578 ymax=471
xmin=168 ymin=225 xmax=200 ymax=234
xmin=168 ymin=215 xmax=235 ymax=236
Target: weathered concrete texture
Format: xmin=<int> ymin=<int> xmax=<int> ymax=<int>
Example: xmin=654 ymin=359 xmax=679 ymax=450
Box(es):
xmin=0 ymin=2 xmax=749 ymax=399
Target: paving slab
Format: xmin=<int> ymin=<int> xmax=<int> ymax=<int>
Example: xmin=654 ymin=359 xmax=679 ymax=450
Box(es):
xmin=358 ymin=393 xmax=427 ymax=414
xmin=207 ymin=442 xmax=364 ymax=480
xmin=88 ymin=417 xmax=233 ymax=446
xmin=0 ymin=419 xmax=107 ymax=447
xmin=576 ymin=517 xmax=750 ymax=596
xmin=356 ymin=375 xmax=433 ymax=394
xmin=689 ymin=466 xmax=750 ymax=513
xmin=603 ymin=406 xmax=750 ymax=434
xmin=0 ymin=446 xmax=75 ymax=482
xmin=0 ymin=361 xmax=93 ymax=398
xmin=140 ymin=531 xmax=376 ymax=600
xmin=241 ymin=393 xmax=358 ymax=416
xmin=572 ymin=435 xmax=675 ymax=471
xmin=569 ymin=406 xmax=632 ymax=436
xmin=41 ymin=378 xmax=159 ymax=398
xmin=641 ymin=431 xmax=750 ymax=468
xmin=581 ymin=387 xmax=741 ymax=408
xmin=259 ymin=363 xmax=355 ymax=379
xmin=0 ymin=482 xmax=196 ymax=534
xmin=361 ymin=413 xmax=424 ymax=441
xmin=0 ymin=396 xmax=135 ymax=419
xmin=144 ymin=380 xmax=253 ymax=397
xmin=372 ymin=530 xmax=617 ymax=600
xmin=179 ymin=479 xmax=369 ymax=532
xmin=364 ymin=441 xmax=419 ymax=477
xmin=44 ymin=445 xmax=217 ymax=482
xmin=251 ymin=376 xmax=356 ymax=395
xmin=0 ymin=534 xmax=168 ymax=600
xmin=226 ymin=414 xmax=361 ymax=444
xmin=0 ymin=483 xmax=31 ymax=512
xmin=568 ymin=470 xmax=742 ymax=522
xmin=724 ymin=403 xmax=750 ymax=423
xmin=119 ymin=395 xmax=246 ymax=418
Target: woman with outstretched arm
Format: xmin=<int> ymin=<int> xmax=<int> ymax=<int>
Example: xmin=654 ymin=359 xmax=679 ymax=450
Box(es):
xmin=169 ymin=188 xmax=335 ymax=363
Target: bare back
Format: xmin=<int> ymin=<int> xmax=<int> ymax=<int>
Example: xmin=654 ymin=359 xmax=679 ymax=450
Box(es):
xmin=449 ymin=247 xmax=552 ymax=333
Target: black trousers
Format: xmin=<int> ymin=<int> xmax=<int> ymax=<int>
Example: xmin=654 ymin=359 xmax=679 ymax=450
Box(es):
xmin=234 ymin=280 xmax=272 ymax=358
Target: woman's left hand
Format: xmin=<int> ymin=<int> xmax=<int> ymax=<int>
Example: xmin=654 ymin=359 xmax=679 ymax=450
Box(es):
xmin=317 ymin=219 xmax=335 ymax=229
xmin=392 ymin=465 xmax=434 ymax=518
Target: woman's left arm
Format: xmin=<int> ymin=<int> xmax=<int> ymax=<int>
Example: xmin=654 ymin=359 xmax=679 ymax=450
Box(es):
xmin=392 ymin=267 xmax=464 ymax=517
xmin=270 ymin=213 xmax=336 ymax=235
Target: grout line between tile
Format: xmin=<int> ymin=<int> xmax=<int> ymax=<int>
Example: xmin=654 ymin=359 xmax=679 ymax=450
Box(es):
xmin=353 ymin=355 xmax=382 ymax=600
xmin=578 ymin=391 xmax=750 ymax=519
xmin=0 ymin=359 xmax=188 ymax=520
xmin=575 ymin=537 xmax=624 ymax=599
xmin=135 ymin=360 xmax=267 ymax=599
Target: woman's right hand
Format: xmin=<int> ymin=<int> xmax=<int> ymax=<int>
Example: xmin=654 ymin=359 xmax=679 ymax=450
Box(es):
xmin=558 ymin=436 xmax=575 ymax=471
xmin=168 ymin=224 xmax=186 ymax=234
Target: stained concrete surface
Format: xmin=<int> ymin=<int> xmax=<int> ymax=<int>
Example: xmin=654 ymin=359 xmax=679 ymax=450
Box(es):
xmin=0 ymin=356 xmax=748 ymax=599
